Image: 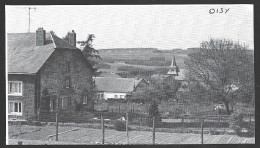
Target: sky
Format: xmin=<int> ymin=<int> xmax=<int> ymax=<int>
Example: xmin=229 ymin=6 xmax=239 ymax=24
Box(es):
xmin=5 ymin=5 xmax=254 ymax=50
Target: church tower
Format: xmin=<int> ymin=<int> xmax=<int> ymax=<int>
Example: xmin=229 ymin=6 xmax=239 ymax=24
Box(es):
xmin=167 ymin=53 xmax=180 ymax=76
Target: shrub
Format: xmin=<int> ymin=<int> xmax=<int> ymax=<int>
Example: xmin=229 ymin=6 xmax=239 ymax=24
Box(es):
xmin=114 ymin=120 xmax=126 ymax=131
xmin=229 ymin=111 xmax=244 ymax=135
xmin=147 ymin=100 xmax=162 ymax=127
xmin=147 ymin=116 xmax=162 ymax=127
xmin=209 ymin=128 xmax=221 ymax=135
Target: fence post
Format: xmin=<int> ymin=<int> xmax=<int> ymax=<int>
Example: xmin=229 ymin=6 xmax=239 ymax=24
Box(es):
xmin=119 ymin=103 xmax=120 ymax=113
xmin=18 ymin=141 xmax=23 ymax=145
xmin=152 ymin=117 xmax=155 ymax=144
xmin=101 ymin=115 xmax=105 ymax=144
xmin=56 ymin=112 xmax=58 ymax=141
xmin=26 ymin=110 xmax=29 ymax=121
xmin=37 ymin=109 xmax=40 ymax=121
xmin=139 ymin=116 xmax=141 ymax=131
xmin=133 ymin=104 xmax=135 ymax=114
xmin=201 ymin=118 xmax=204 ymax=144
xmin=181 ymin=117 xmax=184 ymax=133
xmin=126 ymin=111 xmax=129 ymax=144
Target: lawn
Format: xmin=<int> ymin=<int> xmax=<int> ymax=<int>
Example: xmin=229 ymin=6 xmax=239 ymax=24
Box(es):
xmin=8 ymin=124 xmax=255 ymax=145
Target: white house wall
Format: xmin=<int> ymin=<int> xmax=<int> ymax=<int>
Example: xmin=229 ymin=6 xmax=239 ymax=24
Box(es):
xmin=103 ymin=92 xmax=126 ymax=100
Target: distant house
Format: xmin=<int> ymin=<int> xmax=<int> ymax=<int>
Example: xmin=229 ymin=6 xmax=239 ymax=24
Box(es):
xmin=93 ymin=77 xmax=148 ymax=100
xmin=7 ymin=28 xmax=94 ymax=121
xmin=96 ymin=72 xmax=121 ymax=78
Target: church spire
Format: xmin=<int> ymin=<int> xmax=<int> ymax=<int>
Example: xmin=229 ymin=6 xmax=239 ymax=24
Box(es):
xmin=170 ymin=56 xmax=177 ymax=67
xmin=167 ymin=50 xmax=179 ymax=76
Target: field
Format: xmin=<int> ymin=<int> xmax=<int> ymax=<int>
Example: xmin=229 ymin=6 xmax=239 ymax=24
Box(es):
xmin=97 ymin=48 xmax=188 ymax=77
xmin=8 ymin=124 xmax=255 ymax=145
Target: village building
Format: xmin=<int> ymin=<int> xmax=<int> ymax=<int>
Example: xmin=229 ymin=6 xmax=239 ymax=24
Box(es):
xmin=95 ymin=72 xmax=121 ymax=78
xmin=8 ymin=28 xmax=94 ymax=121
xmin=93 ymin=77 xmax=148 ymax=100
xmin=151 ymin=56 xmax=186 ymax=82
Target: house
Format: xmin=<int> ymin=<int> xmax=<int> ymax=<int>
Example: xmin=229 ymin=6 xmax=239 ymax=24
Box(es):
xmin=7 ymin=28 xmax=94 ymax=121
xmin=95 ymin=72 xmax=121 ymax=78
xmin=93 ymin=77 xmax=148 ymax=100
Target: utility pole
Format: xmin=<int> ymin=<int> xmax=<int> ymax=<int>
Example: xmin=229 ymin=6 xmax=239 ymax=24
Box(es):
xmin=126 ymin=100 xmax=129 ymax=144
xmin=28 ymin=7 xmax=37 ymax=33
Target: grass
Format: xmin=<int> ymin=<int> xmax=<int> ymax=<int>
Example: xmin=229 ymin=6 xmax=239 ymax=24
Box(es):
xmin=8 ymin=124 xmax=255 ymax=144
xmin=98 ymin=49 xmax=188 ymax=73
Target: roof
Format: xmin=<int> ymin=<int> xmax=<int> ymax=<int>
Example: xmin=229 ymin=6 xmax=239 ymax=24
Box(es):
xmin=94 ymin=77 xmax=143 ymax=93
xmin=96 ymin=72 xmax=121 ymax=78
xmin=151 ymin=74 xmax=170 ymax=81
xmin=7 ymin=33 xmax=55 ymax=74
xmin=151 ymin=69 xmax=186 ymax=81
xmin=7 ymin=31 xmax=92 ymax=74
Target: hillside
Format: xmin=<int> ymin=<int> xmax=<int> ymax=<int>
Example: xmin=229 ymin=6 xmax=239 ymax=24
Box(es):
xmin=97 ymin=48 xmax=254 ymax=78
xmin=97 ymin=48 xmax=188 ymax=78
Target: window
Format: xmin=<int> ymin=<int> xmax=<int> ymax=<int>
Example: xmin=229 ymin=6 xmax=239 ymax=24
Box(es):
xmin=114 ymin=95 xmax=118 ymax=99
xmin=8 ymin=81 xmax=22 ymax=95
xmin=58 ymin=98 xmax=63 ymax=109
xmin=100 ymin=94 xmax=104 ymax=99
xmin=65 ymin=77 xmax=71 ymax=88
xmin=66 ymin=61 xmax=71 ymax=72
xmin=8 ymin=101 xmax=22 ymax=115
xmin=67 ymin=98 xmax=71 ymax=107
xmin=83 ymin=96 xmax=87 ymax=104
xmin=120 ymin=95 xmax=124 ymax=99
xmin=50 ymin=99 xmax=57 ymax=111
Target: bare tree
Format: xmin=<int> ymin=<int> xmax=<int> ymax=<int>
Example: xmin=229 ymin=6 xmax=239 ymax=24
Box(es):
xmin=185 ymin=39 xmax=254 ymax=114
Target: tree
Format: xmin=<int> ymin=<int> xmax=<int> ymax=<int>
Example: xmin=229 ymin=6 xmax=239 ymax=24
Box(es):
xmin=77 ymin=34 xmax=102 ymax=69
xmin=184 ymin=39 xmax=254 ymax=114
xmin=130 ymin=78 xmax=181 ymax=103
xmin=147 ymin=100 xmax=162 ymax=127
xmin=62 ymin=31 xmax=70 ymax=43
xmin=62 ymin=33 xmax=102 ymax=72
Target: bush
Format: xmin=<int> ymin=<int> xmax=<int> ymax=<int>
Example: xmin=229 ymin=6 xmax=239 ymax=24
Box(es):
xmin=114 ymin=120 xmax=126 ymax=131
xmin=237 ymin=128 xmax=254 ymax=137
xmin=229 ymin=111 xmax=244 ymax=135
xmin=147 ymin=116 xmax=162 ymax=127
xmin=147 ymin=100 xmax=162 ymax=127
xmin=209 ymin=128 xmax=221 ymax=135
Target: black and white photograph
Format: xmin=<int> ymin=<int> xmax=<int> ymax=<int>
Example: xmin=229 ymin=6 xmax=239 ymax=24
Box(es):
xmin=6 ymin=4 xmax=255 ymax=145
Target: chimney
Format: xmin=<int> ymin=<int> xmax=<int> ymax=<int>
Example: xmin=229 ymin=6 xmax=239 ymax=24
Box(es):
xmin=68 ymin=30 xmax=76 ymax=46
xmin=36 ymin=27 xmax=46 ymax=46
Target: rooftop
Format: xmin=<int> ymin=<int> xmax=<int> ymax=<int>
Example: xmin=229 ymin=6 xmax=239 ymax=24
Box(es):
xmin=7 ymin=31 xmax=90 ymax=74
xmin=94 ymin=77 xmax=143 ymax=93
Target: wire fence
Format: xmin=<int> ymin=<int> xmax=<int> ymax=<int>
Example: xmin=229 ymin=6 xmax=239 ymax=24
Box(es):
xmin=10 ymin=101 xmax=255 ymax=145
